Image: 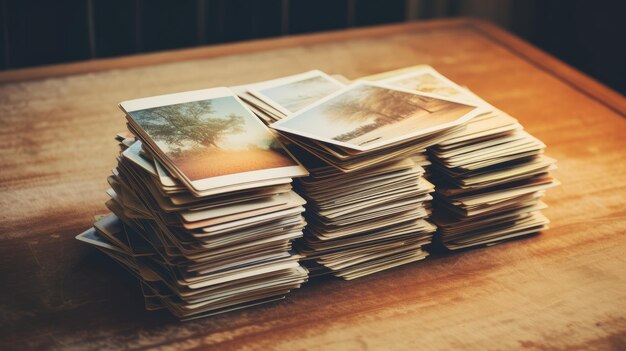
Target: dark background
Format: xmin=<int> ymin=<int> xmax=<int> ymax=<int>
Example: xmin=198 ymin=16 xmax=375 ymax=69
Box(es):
xmin=0 ymin=0 xmax=624 ymax=94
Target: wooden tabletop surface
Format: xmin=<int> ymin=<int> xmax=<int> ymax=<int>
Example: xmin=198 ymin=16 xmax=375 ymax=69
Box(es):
xmin=0 ymin=18 xmax=624 ymax=350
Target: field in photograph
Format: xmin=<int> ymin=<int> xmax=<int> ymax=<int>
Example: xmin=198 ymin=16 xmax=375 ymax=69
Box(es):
xmin=345 ymin=103 xmax=474 ymax=147
xmin=176 ymin=148 xmax=295 ymax=181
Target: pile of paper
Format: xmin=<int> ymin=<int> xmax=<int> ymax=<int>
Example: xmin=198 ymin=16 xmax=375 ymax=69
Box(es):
xmin=239 ymin=71 xmax=485 ymax=278
xmin=77 ymin=88 xmax=310 ymax=320
xmin=76 ymin=66 xmax=559 ymax=319
xmin=290 ymin=155 xmax=436 ymax=279
xmin=370 ymin=66 xmax=559 ymax=250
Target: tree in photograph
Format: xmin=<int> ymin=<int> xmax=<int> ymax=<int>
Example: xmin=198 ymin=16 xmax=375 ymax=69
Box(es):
xmin=334 ymin=121 xmax=382 ymax=142
xmin=324 ymin=86 xmax=399 ymax=125
xmin=326 ymin=86 xmax=435 ymax=126
xmin=328 ymin=85 xmax=436 ymax=141
xmin=132 ymin=100 xmax=245 ymax=149
xmin=376 ymin=89 xmax=436 ymax=114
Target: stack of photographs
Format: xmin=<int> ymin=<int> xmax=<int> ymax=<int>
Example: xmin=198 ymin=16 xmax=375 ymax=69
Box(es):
xmin=265 ymin=80 xmax=486 ymax=279
xmin=369 ymin=66 xmax=559 ymax=250
xmin=290 ymin=155 xmax=436 ymax=279
xmin=74 ymin=66 xmax=560 ymax=318
xmin=76 ymin=88 xmax=310 ymax=320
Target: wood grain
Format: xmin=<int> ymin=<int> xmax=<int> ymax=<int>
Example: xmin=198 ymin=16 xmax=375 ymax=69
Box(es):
xmin=0 ymin=19 xmax=625 ymax=351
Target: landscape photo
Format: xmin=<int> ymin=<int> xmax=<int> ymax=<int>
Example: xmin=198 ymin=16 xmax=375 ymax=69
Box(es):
xmin=127 ymin=96 xmax=297 ymax=181
xmin=384 ymin=71 xmax=469 ymax=100
xmin=275 ymin=83 xmax=476 ymax=149
xmin=258 ymin=75 xmax=343 ymax=113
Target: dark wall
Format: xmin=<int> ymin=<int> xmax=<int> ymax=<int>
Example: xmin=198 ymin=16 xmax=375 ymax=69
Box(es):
xmin=0 ymin=0 xmax=624 ymax=94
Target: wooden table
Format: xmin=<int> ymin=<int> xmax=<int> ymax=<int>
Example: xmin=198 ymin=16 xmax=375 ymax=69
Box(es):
xmin=1 ymin=18 xmax=624 ymax=350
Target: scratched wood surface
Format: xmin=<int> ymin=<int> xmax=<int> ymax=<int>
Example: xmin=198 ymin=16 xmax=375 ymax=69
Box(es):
xmin=0 ymin=19 xmax=624 ymax=351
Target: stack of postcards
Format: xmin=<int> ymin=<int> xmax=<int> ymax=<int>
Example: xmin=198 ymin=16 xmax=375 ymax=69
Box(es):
xmin=369 ymin=66 xmax=559 ymax=250
xmin=237 ymin=70 xmax=485 ymax=279
xmin=77 ymin=88 xmax=310 ymax=320
xmin=76 ymin=65 xmax=560 ymax=320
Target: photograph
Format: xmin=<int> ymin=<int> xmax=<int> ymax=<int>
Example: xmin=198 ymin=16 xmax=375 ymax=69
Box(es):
xmin=250 ymin=70 xmax=345 ymax=115
xmin=123 ymin=89 xmax=307 ymax=188
xmin=272 ymin=82 xmax=483 ymax=151
xmin=378 ymin=67 xmax=478 ymax=102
